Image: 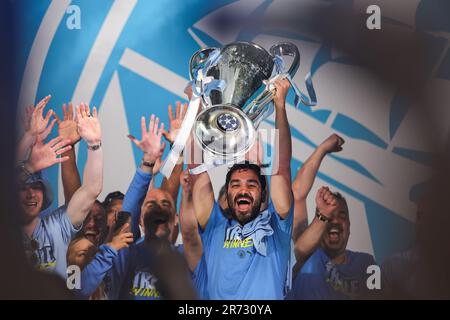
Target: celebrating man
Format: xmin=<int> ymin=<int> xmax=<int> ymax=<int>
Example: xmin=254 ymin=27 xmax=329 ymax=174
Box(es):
xmin=188 ymin=78 xmax=294 ymax=299
xmin=287 ymin=134 xmax=376 ymax=299
xmin=18 ymin=100 xmax=103 ymax=279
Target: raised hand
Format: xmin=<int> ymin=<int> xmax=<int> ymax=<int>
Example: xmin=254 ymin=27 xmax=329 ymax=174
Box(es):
xmin=36 ymin=118 xmax=57 ymax=143
xmin=128 ymin=114 xmax=165 ymax=164
xmin=315 ymin=186 xmax=338 ymax=219
xmin=107 ymin=223 xmax=134 ymax=251
xmin=54 ymin=103 xmax=81 ymax=145
xmin=26 ymin=136 xmax=72 ymax=173
xmin=76 ymin=103 xmax=101 ymax=145
xmin=272 ymin=78 xmax=291 ymax=108
xmin=162 ymin=101 xmax=187 ymax=144
xmin=29 ymin=95 xmax=54 ymax=136
xmin=319 ymin=134 xmax=345 ymax=153
xmin=180 ymin=169 xmax=192 ymax=195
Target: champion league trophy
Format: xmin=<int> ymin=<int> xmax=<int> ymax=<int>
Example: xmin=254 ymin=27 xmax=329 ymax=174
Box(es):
xmin=160 ymin=41 xmax=317 ymax=177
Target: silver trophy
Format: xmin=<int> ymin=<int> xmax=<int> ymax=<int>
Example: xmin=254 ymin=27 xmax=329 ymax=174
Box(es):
xmin=160 ymin=41 xmax=316 ymax=177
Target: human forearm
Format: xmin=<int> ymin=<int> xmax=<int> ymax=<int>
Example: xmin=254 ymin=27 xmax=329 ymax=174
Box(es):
xmin=67 ymin=147 xmax=103 ymax=227
xmin=292 ymin=200 xmax=308 ymax=241
xmin=161 ymin=161 xmax=183 ymax=209
xmin=123 ymin=168 xmax=152 ymax=240
xmin=82 ymin=148 xmax=103 ymax=196
xmin=269 ymin=103 xmax=294 ymax=217
xmin=191 ymin=170 xmax=214 ymax=230
xmin=68 ymin=104 xmax=103 ymax=226
xmin=180 ymin=190 xmax=198 ymax=239
xmin=294 ymin=217 xmax=327 ymax=264
xmin=274 ymin=106 xmax=292 ymax=179
xmin=180 ymin=190 xmax=202 ymax=272
xmin=17 ymin=132 xmax=35 ymax=162
xmin=61 ymin=147 xmax=81 ymax=203
xmin=292 ymin=146 xmax=327 ymax=201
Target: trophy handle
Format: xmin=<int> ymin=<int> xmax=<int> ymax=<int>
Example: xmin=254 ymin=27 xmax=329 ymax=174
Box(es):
xmin=189 ymin=47 xmax=218 ymax=80
xmin=244 ymin=43 xmax=300 ymax=125
xmin=269 ymin=42 xmax=300 ymax=77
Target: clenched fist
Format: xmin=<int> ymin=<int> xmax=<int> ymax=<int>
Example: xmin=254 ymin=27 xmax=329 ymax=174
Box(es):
xmin=315 ymin=186 xmax=338 ymax=219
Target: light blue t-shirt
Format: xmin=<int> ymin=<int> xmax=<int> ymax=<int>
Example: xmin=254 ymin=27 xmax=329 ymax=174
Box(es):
xmin=287 ymin=247 xmax=376 ymax=300
xmin=199 ymin=201 xmax=293 ymax=299
xmin=24 ymin=205 xmax=80 ymax=279
xmin=105 ymin=239 xmax=188 ymax=300
xmin=191 ymin=253 xmax=210 ymax=300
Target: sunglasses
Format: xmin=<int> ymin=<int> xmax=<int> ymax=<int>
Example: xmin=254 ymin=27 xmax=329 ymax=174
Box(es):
xmin=24 ymin=239 xmax=40 ymax=267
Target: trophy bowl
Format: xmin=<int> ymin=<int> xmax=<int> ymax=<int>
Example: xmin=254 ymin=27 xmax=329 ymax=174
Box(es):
xmin=190 ymin=41 xmax=300 ymax=160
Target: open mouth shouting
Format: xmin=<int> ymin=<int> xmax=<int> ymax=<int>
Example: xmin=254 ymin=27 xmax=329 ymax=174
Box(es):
xmin=147 ymin=209 xmax=171 ymax=226
xmin=327 ymin=224 xmax=342 ymax=243
xmin=152 ymin=216 xmax=169 ymax=225
xmin=235 ymin=195 xmax=253 ymax=213
xmin=84 ymin=229 xmax=98 ymax=243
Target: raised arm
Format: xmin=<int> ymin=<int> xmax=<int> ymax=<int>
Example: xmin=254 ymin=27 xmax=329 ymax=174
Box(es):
xmin=161 ymin=101 xmax=187 ymax=207
xmin=292 ymin=134 xmax=345 ymax=240
xmin=19 ymin=120 xmax=71 ymax=182
xmin=270 ymin=78 xmax=293 ymax=218
xmin=54 ymin=103 xmax=82 ymax=203
xmin=293 ymin=186 xmax=337 ymax=274
xmin=187 ymin=133 xmax=214 ymax=231
xmin=67 ymin=104 xmax=103 ymax=227
xmin=126 ymin=114 xmax=165 ymax=239
xmin=245 ymin=131 xmax=265 ymax=166
xmin=17 ymin=96 xmax=53 ymax=162
xmin=179 ymin=169 xmax=203 ymax=272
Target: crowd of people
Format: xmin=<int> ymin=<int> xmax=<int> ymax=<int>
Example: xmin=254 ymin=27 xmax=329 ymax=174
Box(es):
xmin=14 ymin=78 xmax=429 ymax=300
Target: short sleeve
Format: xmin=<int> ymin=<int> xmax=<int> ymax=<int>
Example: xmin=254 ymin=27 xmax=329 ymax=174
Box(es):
xmin=191 ymin=254 xmax=209 ymax=300
xmin=269 ymin=201 xmax=294 ymax=238
xmin=43 ymin=205 xmax=81 ymax=244
xmin=199 ymin=201 xmax=222 ymax=244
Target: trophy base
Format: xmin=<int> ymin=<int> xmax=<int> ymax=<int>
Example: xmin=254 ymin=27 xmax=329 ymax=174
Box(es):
xmin=193 ymin=105 xmax=256 ymax=160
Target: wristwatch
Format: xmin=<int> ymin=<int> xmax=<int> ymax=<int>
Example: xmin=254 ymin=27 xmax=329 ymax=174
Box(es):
xmin=16 ymin=160 xmax=33 ymax=182
xmin=316 ymin=211 xmax=331 ymax=223
xmin=141 ymin=160 xmax=155 ymax=168
xmin=87 ymin=142 xmax=102 ymax=151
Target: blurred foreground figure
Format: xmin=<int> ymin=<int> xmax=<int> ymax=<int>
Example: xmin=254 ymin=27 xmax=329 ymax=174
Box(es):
xmin=0 ymin=2 xmax=72 ymax=299
xmin=382 ymin=159 xmax=450 ymax=299
xmin=291 ymin=2 xmax=450 ymax=299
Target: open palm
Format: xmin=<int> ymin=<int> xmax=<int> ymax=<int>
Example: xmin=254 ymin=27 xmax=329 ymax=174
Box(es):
xmin=55 ymin=103 xmax=81 ymax=145
xmin=76 ymin=103 xmax=101 ymax=145
xmin=29 ymin=95 xmax=53 ymax=136
xmin=28 ymin=136 xmax=72 ymax=173
xmin=128 ymin=114 xmax=165 ymax=164
xmin=162 ymin=101 xmax=187 ymax=144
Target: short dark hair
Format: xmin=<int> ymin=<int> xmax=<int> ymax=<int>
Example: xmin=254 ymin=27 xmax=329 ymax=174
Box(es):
xmin=225 ymin=161 xmax=267 ymax=192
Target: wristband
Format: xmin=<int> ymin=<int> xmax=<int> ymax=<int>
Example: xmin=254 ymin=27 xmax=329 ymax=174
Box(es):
xmin=87 ymin=142 xmax=102 ymax=151
xmin=141 ymin=160 xmax=155 ymax=168
xmin=17 ymin=160 xmax=33 ymax=178
xmin=316 ymin=211 xmax=331 ymax=223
